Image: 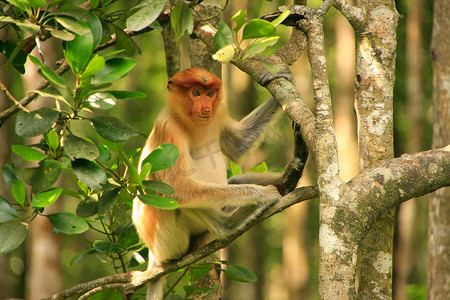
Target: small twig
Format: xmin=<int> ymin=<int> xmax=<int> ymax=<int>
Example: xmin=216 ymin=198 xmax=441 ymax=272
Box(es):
xmin=0 ymin=79 xmax=30 ymax=113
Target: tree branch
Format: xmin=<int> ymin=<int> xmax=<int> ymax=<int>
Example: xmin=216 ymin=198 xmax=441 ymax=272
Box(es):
xmin=341 ymin=145 xmax=450 ymax=242
xmin=46 ymin=186 xmax=318 ymax=299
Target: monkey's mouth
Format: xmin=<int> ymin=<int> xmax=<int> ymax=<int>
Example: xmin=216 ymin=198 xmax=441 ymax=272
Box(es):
xmin=194 ymin=115 xmax=212 ymax=123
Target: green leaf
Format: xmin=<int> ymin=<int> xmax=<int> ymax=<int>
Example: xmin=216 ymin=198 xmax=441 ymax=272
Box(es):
xmin=229 ymin=161 xmax=242 ymax=176
xmin=86 ymin=92 xmax=117 ymax=109
xmin=138 ymin=194 xmax=178 ymax=210
xmin=248 ymin=161 xmax=268 ymax=173
xmin=38 ymin=63 xmax=67 ymax=88
xmin=143 ymin=180 xmax=174 ymax=195
xmin=242 ymin=19 xmax=276 ymax=40
xmin=64 ymin=22 xmax=94 ymax=74
xmin=140 ymin=162 xmax=152 ymax=180
xmin=243 ymin=36 xmax=279 ymax=59
xmin=0 ymin=196 xmax=18 ymax=222
xmin=98 ymin=188 xmax=120 ymax=215
xmin=5 ymin=0 xmax=31 ymax=11
xmin=49 ymin=28 xmax=76 ymax=41
xmin=126 ymin=0 xmax=166 ymax=32
xmin=93 ymin=240 xmax=125 ymax=254
xmin=47 ymin=212 xmax=89 ymax=234
xmin=45 ymin=130 xmax=60 ymax=152
xmin=31 ymin=160 xmax=62 ymax=193
xmin=76 ymin=197 xmax=98 ymax=217
xmin=214 ymin=23 xmax=234 ymax=50
xmin=222 ymin=265 xmax=257 ymax=282
xmin=0 ymin=223 xmax=28 ymax=255
xmin=31 ymin=188 xmax=63 ymax=208
xmin=12 ymin=145 xmax=47 ymax=161
xmin=270 ymin=9 xmax=291 ymax=27
xmin=11 ymin=179 xmax=26 ymax=207
xmin=72 ymin=159 xmax=107 ymax=190
xmin=54 ymin=16 xmax=91 ymax=35
xmin=30 ymin=0 xmax=46 ymax=10
xmin=0 ymin=16 xmax=40 ymax=33
xmin=96 ymin=145 xmax=112 ymax=162
xmin=15 ymin=107 xmax=60 ymax=137
xmin=64 ymin=134 xmax=99 ymax=160
xmin=142 ymin=143 xmax=179 ymax=172
xmin=16 ymin=107 xmax=59 ymax=137
xmin=92 ymin=58 xmax=137 ymax=84
xmin=81 ymin=54 xmax=105 ymax=79
xmin=107 ymin=90 xmax=147 ymax=99
xmin=232 ymin=9 xmax=247 ymax=34
xmin=90 ymin=116 xmax=140 ymax=142
xmin=2 ymin=163 xmax=19 ymax=187
xmin=171 ymin=0 xmax=193 ymax=43
xmin=69 ymin=248 xmax=97 ymax=265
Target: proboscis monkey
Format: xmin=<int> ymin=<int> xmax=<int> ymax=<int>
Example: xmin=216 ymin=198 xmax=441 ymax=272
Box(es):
xmin=133 ymin=68 xmax=308 ymax=299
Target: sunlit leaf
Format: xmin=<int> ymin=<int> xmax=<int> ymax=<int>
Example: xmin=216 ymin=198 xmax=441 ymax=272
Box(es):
xmin=11 ymin=179 xmax=26 ymax=207
xmin=242 ymin=19 xmax=276 ymax=40
xmin=49 ymin=28 xmax=76 ymax=41
xmin=243 ymin=36 xmax=279 ymax=59
xmin=31 ymin=188 xmax=63 ymax=208
xmin=138 ymin=194 xmax=178 ymax=210
xmin=142 ymin=143 xmax=179 ymax=172
xmin=0 ymin=16 xmax=40 ymax=33
xmin=86 ymin=92 xmax=117 ymax=109
xmin=212 ymin=44 xmax=235 ymax=63
xmin=12 ymin=145 xmax=47 ymax=161
xmin=64 ymin=22 xmax=93 ymax=74
xmin=232 ymin=9 xmax=247 ymax=33
xmin=270 ymin=9 xmax=291 ymax=27
xmin=81 ymin=54 xmax=105 ymax=79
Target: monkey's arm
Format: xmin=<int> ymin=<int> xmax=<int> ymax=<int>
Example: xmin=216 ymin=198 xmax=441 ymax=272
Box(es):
xmin=220 ymin=97 xmax=280 ymax=162
xmin=228 ymin=123 xmax=308 ymax=195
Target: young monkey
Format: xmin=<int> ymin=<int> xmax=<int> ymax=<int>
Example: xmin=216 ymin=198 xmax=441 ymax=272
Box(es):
xmin=132 ymin=68 xmax=308 ymax=299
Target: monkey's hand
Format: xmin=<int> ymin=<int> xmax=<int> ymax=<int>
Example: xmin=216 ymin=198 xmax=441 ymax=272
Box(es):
xmin=274 ymin=122 xmax=308 ymax=195
xmin=258 ymin=64 xmax=294 ymax=87
xmin=260 ymin=185 xmax=282 ymax=203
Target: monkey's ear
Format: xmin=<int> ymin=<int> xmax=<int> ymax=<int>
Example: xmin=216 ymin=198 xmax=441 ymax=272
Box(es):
xmin=167 ymin=80 xmax=174 ymax=92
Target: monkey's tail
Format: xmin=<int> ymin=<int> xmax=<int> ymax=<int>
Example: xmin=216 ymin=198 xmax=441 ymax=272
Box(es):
xmin=146 ymin=276 xmax=166 ymax=300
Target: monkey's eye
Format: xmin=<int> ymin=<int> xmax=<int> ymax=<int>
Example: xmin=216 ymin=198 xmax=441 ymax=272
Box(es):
xmin=192 ymin=90 xmax=201 ymax=97
xmin=207 ymin=90 xmax=215 ymax=97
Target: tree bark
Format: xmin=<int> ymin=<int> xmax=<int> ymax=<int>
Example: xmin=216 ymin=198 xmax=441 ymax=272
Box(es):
xmin=427 ymin=0 xmax=450 ymax=298
xmin=352 ymin=3 xmax=399 ymax=298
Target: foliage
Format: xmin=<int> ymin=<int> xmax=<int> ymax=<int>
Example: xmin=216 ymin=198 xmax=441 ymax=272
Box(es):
xmin=0 ymin=0 xmax=285 ymax=297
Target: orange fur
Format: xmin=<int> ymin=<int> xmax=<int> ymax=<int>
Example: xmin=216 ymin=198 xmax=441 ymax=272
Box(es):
xmin=132 ymin=68 xmax=281 ymax=299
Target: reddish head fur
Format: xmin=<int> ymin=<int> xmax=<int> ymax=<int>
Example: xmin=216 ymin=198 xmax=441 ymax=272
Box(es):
xmin=166 ymin=68 xmax=224 ymax=127
xmin=168 ymin=68 xmax=222 ymax=91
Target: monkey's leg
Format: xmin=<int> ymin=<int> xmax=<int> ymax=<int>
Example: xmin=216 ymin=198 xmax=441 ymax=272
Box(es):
xmin=274 ymin=122 xmax=308 ymax=195
xmin=228 ymin=123 xmax=308 ymax=195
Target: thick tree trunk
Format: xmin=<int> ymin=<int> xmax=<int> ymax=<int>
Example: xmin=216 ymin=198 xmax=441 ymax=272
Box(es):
xmin=427 ymin=0 xmax=450 ymax=298
xmin=353 ymin=3 xmax=398 ymax=298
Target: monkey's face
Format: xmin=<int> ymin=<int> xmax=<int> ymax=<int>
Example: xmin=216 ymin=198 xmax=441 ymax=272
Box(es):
xmin=186 ymin=87 xmax=219 ymax=125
